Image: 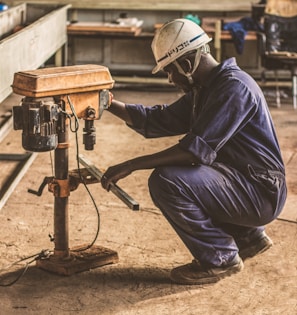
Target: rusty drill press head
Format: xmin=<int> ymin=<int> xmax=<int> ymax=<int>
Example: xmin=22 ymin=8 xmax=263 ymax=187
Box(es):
xmin=12 ymin=64 xmax=114 ymax=152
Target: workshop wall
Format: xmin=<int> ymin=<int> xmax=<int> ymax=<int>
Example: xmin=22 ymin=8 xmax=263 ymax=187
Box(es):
xmin=4 ymin=1 xmax=254 ymax=12
xmin=3 ymin=1 xmax=261 ymax=77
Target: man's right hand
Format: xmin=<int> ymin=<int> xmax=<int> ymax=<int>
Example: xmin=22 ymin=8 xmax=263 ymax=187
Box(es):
xmin=101 ymin=161 xmax=133 ymax=191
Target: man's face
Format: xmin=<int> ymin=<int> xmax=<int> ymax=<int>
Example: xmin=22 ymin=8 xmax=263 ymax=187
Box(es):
xmin=163 ymin=63 xmax=192 ymax=93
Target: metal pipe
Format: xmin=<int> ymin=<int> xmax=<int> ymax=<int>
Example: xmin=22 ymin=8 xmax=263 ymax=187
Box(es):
xmin=293 ymin=75 xmax=297 ymax=110
xmin=53 ymin=109 xmax=70 ymax=258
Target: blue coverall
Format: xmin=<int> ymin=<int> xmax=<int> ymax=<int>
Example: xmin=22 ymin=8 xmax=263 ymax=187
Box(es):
xmin=125 ymin=58 xmax=287 ymax=267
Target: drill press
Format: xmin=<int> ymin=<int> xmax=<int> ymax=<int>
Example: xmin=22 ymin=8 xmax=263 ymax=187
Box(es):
xmin=12 ymin=64 xmax=138 ymax=275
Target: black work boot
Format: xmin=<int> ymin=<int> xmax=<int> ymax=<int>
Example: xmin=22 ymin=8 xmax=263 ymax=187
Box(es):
xmin=170 ymin=254 xmax=243 ymax=285
xmin=238 ymin=231 xmax=273 ymax=261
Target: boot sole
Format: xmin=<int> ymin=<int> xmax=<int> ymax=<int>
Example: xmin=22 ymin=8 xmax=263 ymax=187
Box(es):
xmin=170 ymin=259 xmax=244 ymax=285
xmin=239 ymin=236 xmax=273 ymax=261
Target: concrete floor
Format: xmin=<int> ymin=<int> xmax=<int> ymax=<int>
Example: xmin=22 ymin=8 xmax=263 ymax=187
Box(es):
xmin=0 ymin=86 xmax=297 ymax=315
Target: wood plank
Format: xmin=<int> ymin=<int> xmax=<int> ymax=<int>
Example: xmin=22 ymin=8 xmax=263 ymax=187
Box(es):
xmin=219 ymin=31 xmax=257 ymax=41
xmin=266 ymin=51 xmax=297 ymax=59
xmin=67 ymin=22 xmax=142 ymax=36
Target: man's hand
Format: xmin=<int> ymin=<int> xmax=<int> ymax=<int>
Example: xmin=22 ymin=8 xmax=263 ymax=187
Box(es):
xmin=101 ymin=161 xmax=133 ymax=191
xmin=101 ymin=144 xmax=197 ymax=191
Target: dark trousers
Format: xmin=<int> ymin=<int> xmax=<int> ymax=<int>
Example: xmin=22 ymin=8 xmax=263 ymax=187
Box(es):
xmin=148 ymin=163 xmax=287 ymax=267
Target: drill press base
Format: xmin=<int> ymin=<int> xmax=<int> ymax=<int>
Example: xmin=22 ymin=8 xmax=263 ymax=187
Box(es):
xmin=36 ymin=245 xmax=119 ymax=276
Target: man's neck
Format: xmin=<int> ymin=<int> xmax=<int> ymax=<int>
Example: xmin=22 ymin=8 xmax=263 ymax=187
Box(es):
xmin=195 ymin=54 xmax=219 ymax=86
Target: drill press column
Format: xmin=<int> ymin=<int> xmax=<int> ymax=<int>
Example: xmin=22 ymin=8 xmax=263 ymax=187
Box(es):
xmin=54 ymin=112 xmax=70 ymax=258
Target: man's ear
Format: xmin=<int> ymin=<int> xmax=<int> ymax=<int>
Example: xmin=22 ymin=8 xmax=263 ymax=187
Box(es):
xmin=184 ymin=58 xmax=193 ymax=73
xmin=179 ymin=57 xmax=193 ymax=73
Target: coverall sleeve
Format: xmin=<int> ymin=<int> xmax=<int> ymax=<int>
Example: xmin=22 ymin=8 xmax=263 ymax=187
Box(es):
xmin=179 ymin=78 xmax=258 ymax=165
xmin=125 ymin=92 xmax=194 ymax=138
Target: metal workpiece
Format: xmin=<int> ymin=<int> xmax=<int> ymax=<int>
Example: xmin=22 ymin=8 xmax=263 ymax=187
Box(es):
xmin=79 ymin=155 xmax=140 ymax=211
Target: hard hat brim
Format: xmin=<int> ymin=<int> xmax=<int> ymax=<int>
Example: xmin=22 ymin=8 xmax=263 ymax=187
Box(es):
xmin=152 ymin=64 xmax=162 ymax=74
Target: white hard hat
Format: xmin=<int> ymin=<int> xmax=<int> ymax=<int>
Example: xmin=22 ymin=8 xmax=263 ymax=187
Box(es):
xmin=151 ymin=18 xmax=212 ymax=74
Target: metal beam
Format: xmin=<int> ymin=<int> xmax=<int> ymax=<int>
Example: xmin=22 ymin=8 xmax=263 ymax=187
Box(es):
xmin=0 ymin=111 xmax=13 ymax=143
xmin=0 ymin=152 xmax=38 ymax=210
xmin=79 ymin=154 xmax=139 ymax=210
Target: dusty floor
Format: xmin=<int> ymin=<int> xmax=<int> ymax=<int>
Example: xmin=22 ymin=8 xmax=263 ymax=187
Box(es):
xmin=0 ymin=86 xmax=297 ymax=315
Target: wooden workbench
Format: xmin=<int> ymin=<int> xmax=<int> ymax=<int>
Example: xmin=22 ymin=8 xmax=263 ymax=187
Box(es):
xmin=201 ymin=17 xmax=258 ymax=62
xmin=67 ymin=22 xmax=142 ymax=37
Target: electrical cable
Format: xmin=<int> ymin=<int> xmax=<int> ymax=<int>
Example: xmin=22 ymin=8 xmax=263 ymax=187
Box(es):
xmin=49 ymin=151 xmax=54 ymax=177
xmin=277 ymin=217 xmax=297 ymax=224
xmin=0 ymin=249 xmax=52 ymax=287
xmin=66 ymin=96 xmax=101 ymax=251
